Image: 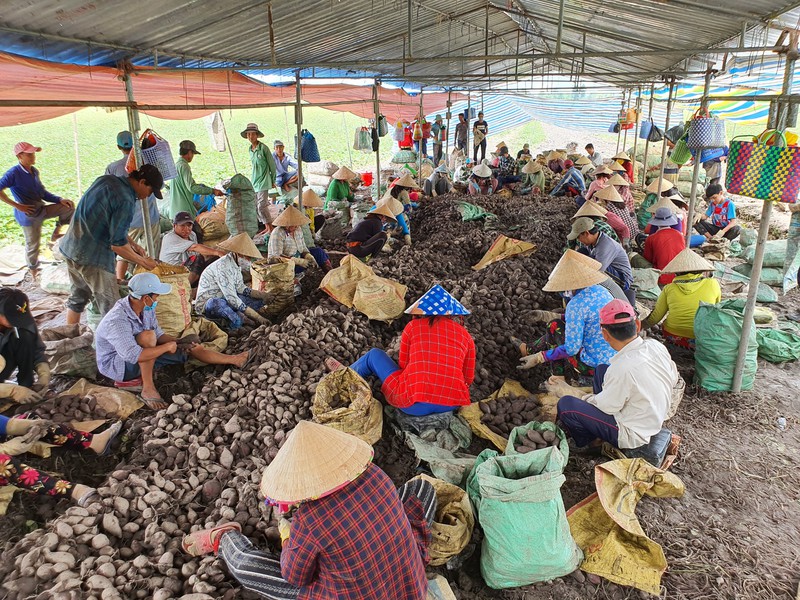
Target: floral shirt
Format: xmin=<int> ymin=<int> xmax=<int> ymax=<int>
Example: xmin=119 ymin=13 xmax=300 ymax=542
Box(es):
xmin=195 ymin=253 xmax=247 ymax=313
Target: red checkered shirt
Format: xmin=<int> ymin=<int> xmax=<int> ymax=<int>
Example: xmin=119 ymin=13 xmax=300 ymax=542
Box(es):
xmin=383 ymin=317 xmax=476 ymax=409
xmin=281 ymin=463 xmax=429 ymax=600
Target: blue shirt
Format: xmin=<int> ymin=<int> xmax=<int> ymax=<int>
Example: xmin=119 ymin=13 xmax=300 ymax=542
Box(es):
xmin=105 ymin=158 xmax=160 ymax=229
xmin=96 ymin=296 xmax=163 ymax=382
xmin=706 ymin=198 xmax=736 ymax=227
xmin=59 ymin=175 xmax=137 ymax=273
xmin=273 ymin=152 xmax=297 ymax=177
xmin=549 ymin=167 xmax=586 ymax=196
xmin=0 ymin=163 xmax=63 ymax=226
xmin=591 ymin=232 xmax=633 ymax=287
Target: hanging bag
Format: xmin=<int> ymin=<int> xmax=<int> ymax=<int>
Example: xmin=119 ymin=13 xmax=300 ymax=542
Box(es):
xmin=377 ymin=115 xmax=389 ymax=137
xmin=647 ymin=122 xmax=665 ymax=143
xmin=669 ymin=137 xmax=693 ymax=166
xmin=412 ymin=121 xmax=423 ymax=141
xmin=664 ymin=122 xmax=686 ymax=144
xmin=392 ymin=121 xmax=405 ymax=142
xmin=686 ymin=108 xmax=727 ymax=149
xmin=295 ymin=129 xmax=321 ymax=162
xmin=125 ymin=129 xmax=178 ymax=180
xmin=639 ymin=119 xmax=654 ymax=140
xmin=608 ymin=122 xmax=620 ymax=134
xmin=726 ymin=129 xmax=800 ymax=203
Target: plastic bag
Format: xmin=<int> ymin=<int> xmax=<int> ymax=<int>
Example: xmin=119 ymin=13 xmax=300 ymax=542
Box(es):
xmin=694 ymin=299 xmax=758 ymax=391
xmin=40 ymin=324 xmax=97 ymax=379
xmin=467 ymin=448 xmax=582 ymax=588
xmin=411 ymin=474 xmax=475 ymax=566
xmin=756 ymin=322 xmax=800 ymax=363
xmin=742 ymin=239 xmax=787 ymax=267
xmin=312 ymin=367 xmax=382 ymax=444
xmin=732 ymin=263 xmax=783 ymax=287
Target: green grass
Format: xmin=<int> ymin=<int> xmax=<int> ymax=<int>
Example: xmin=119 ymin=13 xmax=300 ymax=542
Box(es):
xmin=0 ymin=107 xmax=545 ymax=246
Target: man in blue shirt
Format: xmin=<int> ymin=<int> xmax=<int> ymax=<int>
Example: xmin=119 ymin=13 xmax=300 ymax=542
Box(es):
xmin=550 ymin=160 xmax=586 ymax=198
xmin=273 ymin=140 xmax=298 ymax=192
xmin=0 ymin=142 xmax=75 ymax=270
xmin=60 ymin=165 xmax=163 ymax=325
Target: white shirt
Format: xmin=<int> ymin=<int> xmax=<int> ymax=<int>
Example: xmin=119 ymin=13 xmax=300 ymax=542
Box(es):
xmin=195 ymin=253 xmax=247 ymax=313
xmin=588 ymin=151 xmax=603 ymax=167
xmin=159 ymin=230 xmax=198 ymax=265
xmin=585 ymin=337 xmax=678 ymax=448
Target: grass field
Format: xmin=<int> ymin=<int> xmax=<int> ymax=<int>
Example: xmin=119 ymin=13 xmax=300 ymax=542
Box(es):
xmin=0 ymin=107 xmax=546 ymax=247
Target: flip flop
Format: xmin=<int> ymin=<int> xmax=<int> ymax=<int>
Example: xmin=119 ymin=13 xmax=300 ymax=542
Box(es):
xmin=99 ymin=421 xmax=124 ymax=457
xmin=138 ymin=396 xmax=168 ymax=411
xmin=324 ymin=357 xmax=344 ymax=372
xmin=239 ymin=349 xmax=256 ymax=370
xmin=115 ymin=377 xmax=143 ymax=393
xmin=182 ymin=523 xmax=242 ymax=557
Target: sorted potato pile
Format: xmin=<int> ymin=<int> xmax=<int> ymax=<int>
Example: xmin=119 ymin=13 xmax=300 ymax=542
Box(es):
xmin=514 ymin=428 xmax=560 ymax=453
xmin=30 ymin=394 xmax=119 ymax=424
xmin=479 ymin=393 xmax=541 ymax=437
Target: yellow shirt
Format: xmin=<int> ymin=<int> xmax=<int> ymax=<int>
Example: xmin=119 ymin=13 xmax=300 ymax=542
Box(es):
xmin=644 ymin=274 xmax=722 ymax=339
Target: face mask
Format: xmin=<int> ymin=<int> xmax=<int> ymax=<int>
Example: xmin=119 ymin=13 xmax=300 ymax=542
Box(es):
xmin=143 ymin=297 xmax=158 ymax=312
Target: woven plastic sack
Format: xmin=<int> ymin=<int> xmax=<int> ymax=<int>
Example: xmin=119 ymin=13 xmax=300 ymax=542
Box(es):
xmin=352 ymin=275 xmax=407 ymax=322
xmin=319 ymin=254 xmax=375 ymax=307
xmin=392 ymin=149 xmax=418 ymax=164
xmin=307 ymin=160 xmax=338 ymax=176
xmin=732 ymin=264 xmax=783 ymax=287
xmin=694 ymin=299 xmax=758 ymax=392
xmin=742 ymin=239 xmax=787 ymax=267
xmin=133 ymin=264 xmax=192 ymax=337
xmin=223 ymin=174 xmax=259 ymax=238
xmin=504 ymin=421 xmax=569 ymax=462
xmin=411 ymin=474 xmax=475 ymax=566
xmin=467 ymin=448 xmax=582 ymax=588
xmin=757 ymin=323 xmax=800 ymax=363
xmin=312 ymin=367 xmax=382 ymax=444
xmin=250 ymin=260 xmax=295 ymax=317
xmin=39 ymin=324 xmax=97 ymax=379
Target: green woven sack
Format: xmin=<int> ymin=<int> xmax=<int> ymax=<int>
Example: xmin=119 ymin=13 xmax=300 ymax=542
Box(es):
xmin=694 ymin=299 xmax=757 ymax=392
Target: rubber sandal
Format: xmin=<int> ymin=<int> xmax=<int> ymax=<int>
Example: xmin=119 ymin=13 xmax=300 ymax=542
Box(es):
xmin=138 ymin=396 xmax=168 ymax=411
xmin=239 ymin=349 xmax=256 ymax=370
xmin=76 ymin=487 xmax=100 ymax=507
xmin=324 ymin=357 xmax=344 ymax=372
xmin=99 ymin=421 xmax=123 ymax=457
xmin=182 ymin=522 xmax=242 ymax=557
xmin=115 ymin=378 xmax=143 ymax=393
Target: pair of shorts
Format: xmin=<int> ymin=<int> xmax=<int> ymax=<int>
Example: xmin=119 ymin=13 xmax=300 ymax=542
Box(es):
xmin=122 ymin=352 xmax=187 ymax=381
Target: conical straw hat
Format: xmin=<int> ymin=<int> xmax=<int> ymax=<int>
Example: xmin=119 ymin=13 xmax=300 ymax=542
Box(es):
xmin=572 ymin=200 xmax=608 ymax=220
xmin=302 ymin=188 xmax=324 ymax=208
xmin=273 ymin=205 xmax=311 ymax=227
xmin=543 ymin=256 xmax=608 ymax=292
xmin=612 ymin=151 xmax=631 ymax=161
xmin=218 ymin=233 xmax=262 ymax=259
xmin=593 ymin=165 xmax=613 ymax=177
xmin=574 ymin=155 xmax=592 ymax=166
xmin=405 ymin=284 xmax=469 ymax=315
xmin=495 ymin=141 xmax=507 ymax=149
xmin=662 ymin=248 xmax=714 ymax=274
xmin=546 ymin=151 xmax=561 ymax=161
xmin=647 ymin=196 xmax=680 ymax=214
xmin=472 ymin=164 xmax=492 ymax=178
xmin=376 ymin=195 xmax=405 ymax=216
xmin=259 ymin=420 xmax=374 ymax=503
xmin=332 ymin=165 xmax=357 ymax=181
xmin=394 ymin=173 xmax=421 ymax=189
xmin=560 ymin=248 xmax=603 ymax=271
xmin=607 ymin=173 xmax=630 ymax=187
xmin=370 ymin=203 xmax=397 ymax=221
xmin=594 ymin=184 xmax=625 ymax=204
xmin=608 ymin=161 xmax=626 ymax=172
xmin=646 ymin=177 xmax=675 ymax=194
xmin=522 ymin=161 xmax=542 ymax=174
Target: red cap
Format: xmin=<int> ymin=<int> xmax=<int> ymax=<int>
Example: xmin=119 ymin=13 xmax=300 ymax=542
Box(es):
xmin=14 ymin=142 xmax=41 ymax=155
xmin=563 ymin=159 xmax=574 ymax=169
xmin=599 ymin=299 xmax=636 ymax=325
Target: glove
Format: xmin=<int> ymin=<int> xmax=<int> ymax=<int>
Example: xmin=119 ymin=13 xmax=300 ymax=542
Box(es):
xmin=403 ymin=234 xmax=412 ymax=245
xmin=0 ymin=383 xmax=42 ymax=404
xmin=244 ymin=307 xmax=269 ymax=325
xmin=293 ymin=257 xmax=309 ymax=269
xmin=247 ymin=289 xmax=274 ymax=302
xmin=278 ymin=517 xmax=291 ymax=543
xmin=517 ymin=351 xmax=547 ymax=370
xmin=529 ymin=310 xmax=561 ymax=323
xmin=303 ymin=253 xmax=317 ymax=268
xmin=33 ymin=362 xmax=51 ymax=392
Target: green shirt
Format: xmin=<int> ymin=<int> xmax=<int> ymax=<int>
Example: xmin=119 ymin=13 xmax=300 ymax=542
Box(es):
xmin=325 ymin=179 xmax=354 ymax=208
xmin=250 ymin=142 xmax=277 ymax=192
xmin=170 ymin=157 xmax=214 ymax=218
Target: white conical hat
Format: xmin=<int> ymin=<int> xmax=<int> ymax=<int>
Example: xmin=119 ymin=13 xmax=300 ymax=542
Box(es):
xmin=332 ymin=166 xmax=357 ymax=181
xmin=376 ymin=195 xmax=404 ymax=216
xmin=607 ymin=173 xmax=630 ymax=187
xmin=218 ymin=233 xmax=262 ymax=259
xmin=592 ymin=165 xmax=613 ymax=177
xmin=522 ymin=161 xmax=542 ymax=174
xmin=646 ymin=178 xmax=675 ymax=194
xmin=574 ymin=155 xmax=592 ymax=166
xmin=472 ymin=164 xmax=492 ymax=178
xmin=612 ymin=151 xmax=631 ymax=161
xmin=608 ymin=161 xmax=626 ymax=172
xmin=543 ymin=256 xmax=608 ymax=292
xmin=572 ymin=200 xmax=608 ymax=220
xmin=394 ymin=173 xmax=421 ymax=189
xmin=594 ymin=184 xmax=625 ymax=204
xmin=370 ymin=204 xmax=397 ymax=221
xmin=647 ymin=196 xmax=681 ymax=214
xmin=662 ymin=248 xmax=715 ymax=274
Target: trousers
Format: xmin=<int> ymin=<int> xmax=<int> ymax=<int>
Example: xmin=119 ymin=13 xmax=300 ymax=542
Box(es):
xmin=20 ymin=202 xmax=74 ymax=268
xmin=557 ymin=364 xmax=620 ymax=447
xmin=347 ymin=232 xmax=387 ymax=259
xmin=0 ymin=328 xmax=38 ymax=388
xmin=203 ymin=293 xmax=263 ymax=330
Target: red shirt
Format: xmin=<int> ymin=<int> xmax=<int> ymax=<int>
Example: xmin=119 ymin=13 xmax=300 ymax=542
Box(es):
xmin=644 ymin=227 xmax=686 ymax=284
xmin=383 ymin=317 xmax=476 ymax=408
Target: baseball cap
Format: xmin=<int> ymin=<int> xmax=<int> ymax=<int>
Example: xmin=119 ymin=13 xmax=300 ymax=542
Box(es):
xmin=116 ymin=131 xmax=134 ymax=149
xmin=599 ymin=299 xmax=637 ymax=325
xmin=0 ymin=288 xmax=35 ymax=328
xmin=129 ymin=273 xmax=172 ymax=299
xmin=173 ymin=211 xmax=194 ymax=225
xmin=179 ymin=140 xmax=201 ymax=155
xmin=274 ymin=140 xmax=285 ymax=147
xmin=567 ymin=216 xmax=595 ymax=240
xmin=137 ymin=164 xmax=164 ymax=199
xmin=14 ymin=142 xmax=41 ymax=156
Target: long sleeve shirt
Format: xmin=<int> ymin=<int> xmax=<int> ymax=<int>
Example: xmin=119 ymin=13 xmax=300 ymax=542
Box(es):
xmin=643 ymin=228 xmax=686 ymax=284
xmin=584 ymin=179 xmax=607 ymax=201
xmin=347 ymin=216 xmax=384 ymax=243
xmin=0 ymin=163 xmax=63 ymax=226
xmin=643 ymin=274 xmax=721 ymax=339
xmin=273 ymin=153 xmax=298 ymax=178
xmin=281 ymin=463 xmax=428 ymax=600
xmin=383 ymin=317 xmax=476 ymax=409
xmin=268 ymin=226 xmax=308 ymax=260
xmin=521 ymin=171 xmax=545 ymax=191
xmin=590 ymin=232 xmax=633 ymax=287
xmin=585 ymin=337 xmax=677 ymax=448
xmin=325 ymin=180 xmax=354 ymax=207
xmin=250 ymin=142 xmax=277 ymax=193
xmin=105 ymin=158 xmax=160 ymax=229
xmin=607 ymin=203 xmax=639 ymax=238
xmin=550 ymin=167 xmax=586 ymax=196
xmin=171 ymin=157 xmax=214 ymax=218
xmin=603 ymin=211 xmax=631 ymax=242
xmin=544 ymin=284 xmax=616 ymax=368
xmin=195 ymin=253 xmax=247 ymax=313
xmin=95 ymin=297 xmax=163 ymax=382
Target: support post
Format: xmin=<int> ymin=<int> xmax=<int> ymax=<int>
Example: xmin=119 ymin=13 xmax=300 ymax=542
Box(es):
xmin=295 ymin=72 xmax=304 ymax=210
xmin=445 ymin=90 xmax=452 ymax=161
xmin=641 ymin=82 xmax=655 ymax=186
xmin=657 ymin=78 xmax=676 ymax=184
xmin=615 ymin=93 xmax=624 ymax=153
xmin=418 ymin=88 xmax=424 ymax=187
xmin=622 ymin=89 xmax=630 ymax=154
xmin=631 ymin=87 xmax=641 ymax=177
xmin=407 ymin=0 xmax=413 ymax=58
xmin=732 ymin=36 xmax=799 ymax=393
xmin=685 ymin=65 xmax=715 ymax=247
xmin=555 ymin=0 xmax=565 ymax=56
xmin=373 ymin=82 xmax=382 ymax=199
xmin=467 ymin=93 xmax=471 ymax=158
xmin=122 ymin=73 xmax=155 ymax=258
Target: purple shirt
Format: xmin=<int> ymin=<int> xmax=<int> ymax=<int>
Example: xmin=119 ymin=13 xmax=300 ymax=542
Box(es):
xmin=95 ymin=297 xmax=163 ymax=382
xmin=0 ymin=163 xmax=63 ymax=226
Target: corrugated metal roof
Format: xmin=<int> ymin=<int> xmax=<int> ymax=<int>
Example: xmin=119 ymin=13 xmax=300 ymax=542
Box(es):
xmin=1 ymin=0 xmax=800 ymax=89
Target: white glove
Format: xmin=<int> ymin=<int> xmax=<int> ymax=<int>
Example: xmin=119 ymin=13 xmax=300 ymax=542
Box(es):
xmin=33 ymin=362 xmax=51 ymax=392
xmin=517 ymin=352 xmax=546 ymax=370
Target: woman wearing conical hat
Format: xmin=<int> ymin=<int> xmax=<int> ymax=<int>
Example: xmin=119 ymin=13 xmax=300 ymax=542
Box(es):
xmin=346 ymin=203 xmax=397 ymax=260
xmin=325 ymin=165 xmax=357 ymax=209
xmin=268 ymin=205 xmax=332 ymax=282
xmin=423 ymin=162 xmax=452 ymax=198
xmin=327 ymin=285 xmax=476 ymax=415
xmin=546 ymin=150 xmax=565 ymax=174
xmin=637 ymin=177 xmax=675 ymax=230
xmin=594 ymin=184 xmax=638 ymax=249
xmin=519 ymin=160 xmax=545 ymax=195
xmin=641 ymin=249 xmax=720 ymax=349
xmin=608 ymin=171 xmax=636 ymax=215
xmin=182 ymin=420 xmax=436 ymax=600
xmin=582 ymin=165 xmax=611 ymax=203
xmin=467 ymin=162 xmax=498 ymax=196
xmin=374 ymin=194 xmax=412 ymax=245
xmin=612 ymin=150 xmax=634 ymax=183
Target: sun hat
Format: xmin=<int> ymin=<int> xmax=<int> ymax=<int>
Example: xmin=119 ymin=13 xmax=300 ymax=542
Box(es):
xmin=301 ymin=188 xmax=324 ymax=208
xmin=572 ymin=200 xmax=608 ymax=220
xmin=543 ymin=256 xmax=608 ymax=292
xmin=648 ymin=206 xmax=679 ymax=228
xmin=405 ymin=284 xmax=469 ymax=315
xmin=593 ymin=165 xmax=613 ymax=177
xmin=14 ymin=142 xmax=41 ymax=155
xmin=116 ymin=131 xmax=133 ymax=150
xmin=376 ymin=195 xmax=404 ymax=217
xmin=218 ymin=233 xmax=263 ymax=259
xmin=612 ymin=151 xmax=632 ymax=161
xmin=435 ymin=114 xmax=443 ymax=121
xmin=172 ymin=211 xmax=194 ymax=226
xmin=332 ymin=165 xmax=357 ymax=181
xmin=370 ymin=204 xmax=398 ymax=221
xmin=136 ymin=164 xmax=165 ymax=199
xmin=661 ymin=248 xmax=715 ymax=274
xmin=179 ymin=140 xmax=201 ymax=155
xmin=567 ymin=216 xmax=597 ymax=241
xmin=593 ymin=184 xmax=625 ymax=204
xmin=128 ymin=273 xmax=172 ymax=299
xmin=0 ymin=288 xmax=35 ymax=328
xmin=394 ymin=173 xmax=421 ymax=189
xmin=546 ymin=151 xmax=561 ymax=161
xmin=599 ymin=299 xmax=637 ymax=325
xmin=574 ymin=155 xmax=592 ymax=166
xmin=522 ymin=143 xmax=530 ymax=150
xmin=607 ymin=173 xmax=630 ymax=187
xmin=646 ymin=177 xmax=674 ymax=194
xmin=522 ymin=161 xmax=542 ymax=174
xmin=495 ymin=141 xmax=508 ymax=150
xmin=435 ymin=163 xmax=449 ymax=174
xmin=647 ymin=196 xmax=681 ymax=214
xmin=241 ymin=123 xmax=264 ymax=138
xmin=472 ymin=164 xmax=493 ymax=178
xmin=559 ymin=248 xmax=603 ymax=271
xmin=259 ymin=420 xmax=374 ymax=504
xmin=273 ymin=205 xmax=311 ymax=228
xmin=607 ymin=161 xmax=626 ymax=172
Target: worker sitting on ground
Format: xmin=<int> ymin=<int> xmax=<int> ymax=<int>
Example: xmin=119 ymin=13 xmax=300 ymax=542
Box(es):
xmin=298 ymin=188 xmax=326 ymax=235
xmin=606 ymin=173 xmax=638 ymax=227
xmin=268 ymin=205 xmax=331 ymax=272
xmin=519 ymin=160 xmax=545 ymax=195
xmin=390 ymin=173 xmax=422 ymax=210
xmin=0 ymin=415 xmax=123 ymax=506
xmin=423 ymin=163 xmax=452 ymax=197
xmin=467 ymin=163 xmax=498 ymax=196
xmin=580 ymin=165 xmax=612 ymax=204
xmin=569 ymin=200 xmax=626 ymax=250
xmin=515 ymin=252 xmax=616 ymax=384
xmin=546 ymin=151 xmax=565 ymax=174
xmin=612 ymin=151 xmax=634 ymax=182
xmin=694 ymin=183 xmax=741 ymax=241
xmin=97 ymin=273 xmax=253 ymax=410
xmin=324 ymin=166 xmax=356 ymax=212
xmin=632 ymin=208 xmax=686 ymax=284
xmin=0 ymin=288 xmax=50 ymax=404
xmin=637 ymin=177 xmax=674 ymax=229
xmin=557 ymin=299 xmax=678 ymax=456
xmin=327 ymin=285 xmax=475 ymax=416
xmin=182 ymin=420 xmax=435 ymax=600
xmin=642 ymin=249 xmax=721 ymax=349
xmin=159 ymin=212 xmax=225 ymax=286
xmin=591 ymin=186 xmax=633 ymax=249
xmin=374 ymin=194 xmax=411 ymax=246
xmin=549 ymin=160 xmax=586 ymax=198
xmin=495 ymin=145 xmax=521 ymax=191
xmin=569 ymin=216 xmax=636 ymax=306
xmin=347 ymin=204 xmax=397 ymax=261
xmin=195 ymin=234 xmax=274 ymax=330
xmin=273 ymin=141 xmax=298 ymax=192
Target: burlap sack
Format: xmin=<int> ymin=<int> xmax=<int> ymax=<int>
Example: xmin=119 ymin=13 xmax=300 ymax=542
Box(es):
xmin=250 ymin=259 xmax=295 ymax=317
xmin=319 ymin=254 xmax=375 ymax=308
xmin=196 ymin=200 xmax=230 ymax=240
xmin=412 ymin=474 xmax=475 ymax=566
xmin=472 ymin=235 xmax=537 ymax=271
xmin=135 ymin=264 xmax=192 ymax=337
xmin=308 ymin=160 xmax=339 ymax=176
xmin=312 ymin=367 xmax=382 ymax=445
xmin=40 ymin=324 xmax=96 ymax=378
xmin=352 ymin=275 xmax=407 ymax=322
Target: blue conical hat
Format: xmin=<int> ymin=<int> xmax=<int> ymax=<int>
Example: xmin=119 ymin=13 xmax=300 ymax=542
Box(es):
xmin=405 ymin=284 xmax=470 ymax=316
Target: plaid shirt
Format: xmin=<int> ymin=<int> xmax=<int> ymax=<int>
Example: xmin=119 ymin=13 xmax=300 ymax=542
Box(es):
xmin=497 ymin=155 xmax=517 ymax=177
xmin=267 ymin=226 xmax=308 ymax=260
xmin=95 ymin=296 xmax=163 ymax=381
xmin=550 ymin=167 xmax=586 ymax=196
xmin=383 ymin=317 xmax=475 ymax=409
xmin=281 ymin=463 xmax=429 ymax=600
xmin=195 ymin=253 xmax=247 ymax=313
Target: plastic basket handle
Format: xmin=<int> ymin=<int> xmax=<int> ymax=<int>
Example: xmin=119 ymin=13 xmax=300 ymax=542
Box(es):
xmin=756 ymin=129 xmax=788 ymax=148
xmin=692 ymin=107 xmax=711 ymax=119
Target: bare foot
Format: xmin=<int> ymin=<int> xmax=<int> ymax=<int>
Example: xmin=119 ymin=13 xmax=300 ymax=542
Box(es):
xmin=325 ymin=357 xmax=344 ymax=372
xmin=233 ymin=350 xmax=251 ymax=369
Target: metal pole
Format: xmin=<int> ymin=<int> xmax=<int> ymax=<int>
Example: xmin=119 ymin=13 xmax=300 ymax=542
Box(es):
xmin=641 ymin=82 xmax=655 ymax=186
xmin=732 ymin=39 xmax=798 ymax=393
xmin=295 ymin=71 xmax=304 ymax=210
xmin=622 ymin=90 xmax=631 ymax=155
xmin=631 ymin=87 xmax=641 ymax=179
xmin=418 ymin=88 xmax=424 ymax=187
xmin=122 ymin=73 xmax=155 ymax=258
xmin=466 ymin=93 xmax=471 ymax=158
xmin=685 ymin=66 xmax=714 ymax=248
xmin=446 ymin=90 xmax=452 ymax=161
xmin=657 ymin=78 xmax=676 ymax=184
xmin=555 ymin=0 xmax=565 ymax=56
xmin=407 ymin=0 xmax=413 ymax=58
xmin=71 ymin=112 xmax=82 ymax=197
xmin=373 ymin=82 xmax=382 ymax=199
xmin=615 ymin=93 xmax=624 ymax=154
